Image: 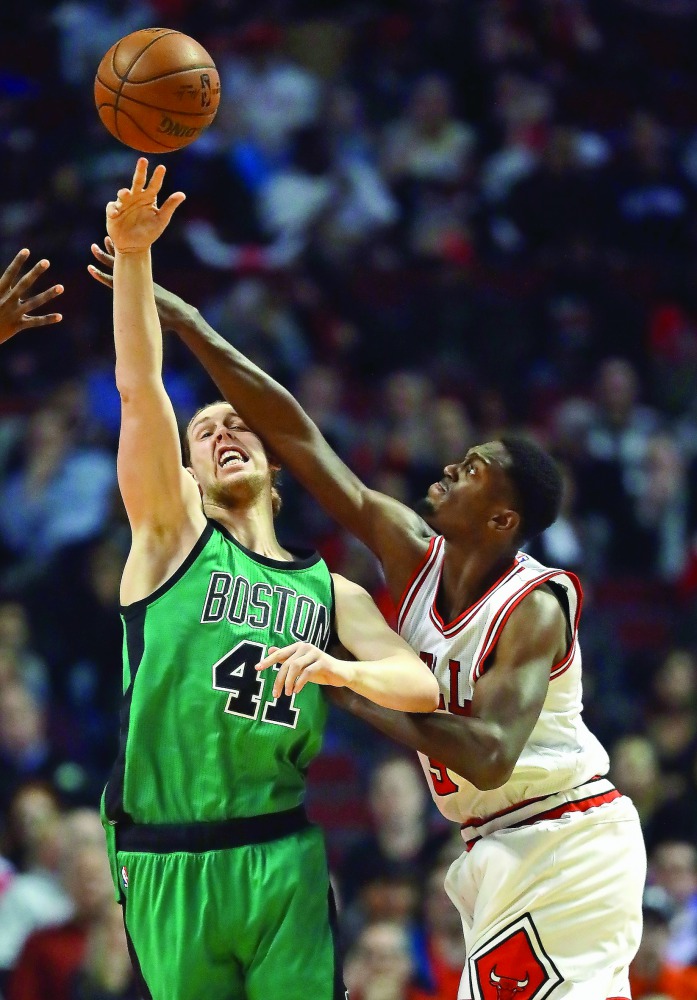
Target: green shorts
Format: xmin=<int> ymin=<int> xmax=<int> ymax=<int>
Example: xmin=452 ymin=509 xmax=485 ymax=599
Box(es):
xmin=103 ymin=808 xmax=346 ymax=1000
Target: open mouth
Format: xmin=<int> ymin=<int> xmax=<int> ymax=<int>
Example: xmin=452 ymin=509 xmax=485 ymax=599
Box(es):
xmin=218 ymin=447 xmax=249 ymax=470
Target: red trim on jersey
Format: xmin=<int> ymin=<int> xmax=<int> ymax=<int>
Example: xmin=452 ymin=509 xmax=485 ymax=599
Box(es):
xmin=397 ymin=535 xmax=442 ymax=633
xmin=511 ymin=788 xmax=621 ymax=828
xmin=473 ymin=571 xmax=559 ymax=679
xmin=464 ymin=786 xmax=621 ymax=852
xmin=460 ymin=775 xmax=606 ymax=829
xmin=428 ymin=557 xmax=522 ymax=637
xmin=473 ymin=569 xmax=583 ymax=681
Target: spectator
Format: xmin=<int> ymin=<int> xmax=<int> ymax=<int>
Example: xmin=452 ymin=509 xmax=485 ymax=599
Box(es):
xmin=415 ymin=863 xmax=467 ymax=999
xmin=0 ymin=788 xmax=71 ymax=983
xmin=69 ymin=900 xmax=138 ymax=1000
xmin=7 ymin=841 xmax=115 ymax=1000
xmin=344 ymin=921 xmax=426 ymax=1000
xmin=651 ymin=841 xmax=697 ymax=967
xmin=0 ymin=405 xmax=116 ymax=578
xmin=630 ymin=886 xmax=697 ymax=999
xmin=339 ymin=756 xmax=448 ymax=909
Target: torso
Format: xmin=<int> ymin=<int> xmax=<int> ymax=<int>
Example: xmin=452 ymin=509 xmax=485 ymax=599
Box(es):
xmin=105 ymin=520 xmax=334 ymax=824
xmin=397 ymin=537 xmax=609 ymax=824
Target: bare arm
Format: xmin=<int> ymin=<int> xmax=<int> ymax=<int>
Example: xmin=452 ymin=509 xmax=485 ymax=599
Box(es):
xmin=0 ymin=249 xmax=63 ymax=345
xmin=106 ymin=160 xmax=205 ymax=596
xmin=88 ymin=242 xmax=430 ymax=596
xmin=326 ymin=588 xmax=565 ymax=790
xmin=256 ymin=574 xmax=440 ymax=713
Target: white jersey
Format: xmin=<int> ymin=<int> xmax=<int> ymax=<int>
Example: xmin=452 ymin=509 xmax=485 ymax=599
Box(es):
xmin=397 ymin=536 xmax=609 ymax=827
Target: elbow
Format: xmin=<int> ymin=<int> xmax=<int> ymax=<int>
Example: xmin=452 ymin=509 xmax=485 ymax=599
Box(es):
xmin=408 ymin=675 xmax=440 ymax=714
xmin=470 ymin=732 xmax=517 ymax=790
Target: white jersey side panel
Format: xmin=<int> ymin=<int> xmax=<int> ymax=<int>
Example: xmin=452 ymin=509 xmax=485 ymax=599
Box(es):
xmin=397 ymin=536 xmax=609 ymax=825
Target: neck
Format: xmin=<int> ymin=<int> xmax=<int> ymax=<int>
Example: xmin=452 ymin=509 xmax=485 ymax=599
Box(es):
xmin=439 ymin=540 xmax=516 ymax=622
xmin=204 ymin=496 xmax=290 ymax=561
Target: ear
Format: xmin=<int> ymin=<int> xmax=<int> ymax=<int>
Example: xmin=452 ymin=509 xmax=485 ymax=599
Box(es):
xmin=186 ymin=465 xmax=204 ymax=498
xmin=490 ymin=508 xmax=520 ymax=535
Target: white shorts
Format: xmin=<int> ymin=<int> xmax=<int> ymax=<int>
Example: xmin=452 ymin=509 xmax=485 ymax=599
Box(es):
xmin=444 ymin=794 xmax=646 ymax=999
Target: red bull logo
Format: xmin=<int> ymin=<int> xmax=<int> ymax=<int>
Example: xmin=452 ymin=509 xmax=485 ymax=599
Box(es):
xmin=471 ymin=915 xmax=563 ymax=999
xmin=489 ymin=966 xmax=530 ymax=999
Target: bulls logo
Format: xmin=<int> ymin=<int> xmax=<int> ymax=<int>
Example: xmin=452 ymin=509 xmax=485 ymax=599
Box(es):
xmin=469 ymin=914 xmax=563 ymax=1000
xmin=489 ymin=967 xmax=529 ymax=999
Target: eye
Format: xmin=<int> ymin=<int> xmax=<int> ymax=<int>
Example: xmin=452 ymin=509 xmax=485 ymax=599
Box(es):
xmin=200 ymin=430 xmax=212 ymax=439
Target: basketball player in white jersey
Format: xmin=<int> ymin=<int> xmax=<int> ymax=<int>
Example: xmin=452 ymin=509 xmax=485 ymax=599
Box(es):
xmin=90 ymin=232 xmax=647 ymax=999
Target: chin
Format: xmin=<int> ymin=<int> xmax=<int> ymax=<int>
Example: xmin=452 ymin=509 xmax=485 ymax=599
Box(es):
xmin=414 ymin=495 xmax=437 ymax=522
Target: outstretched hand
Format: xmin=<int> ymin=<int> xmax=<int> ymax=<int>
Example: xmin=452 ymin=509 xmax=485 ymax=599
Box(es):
xmin=0 ymin=249 xmax=63 ymax=345
xmin=106 ymin=158 xmax=186 ymax=254
xmin=88 ymin=237 xmax=192 ymax=333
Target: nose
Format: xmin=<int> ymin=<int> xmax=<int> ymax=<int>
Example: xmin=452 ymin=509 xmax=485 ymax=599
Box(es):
xmin=444 ymin=463 xmax=457 ymax=479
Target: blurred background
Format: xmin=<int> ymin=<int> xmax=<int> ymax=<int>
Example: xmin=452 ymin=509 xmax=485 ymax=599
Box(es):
xmin=2 ymin=1 xmax=697 ymax=998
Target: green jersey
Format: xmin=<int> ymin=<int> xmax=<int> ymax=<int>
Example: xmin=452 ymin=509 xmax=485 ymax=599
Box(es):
xmin=104 ymin=520 xmax=333 ymax=825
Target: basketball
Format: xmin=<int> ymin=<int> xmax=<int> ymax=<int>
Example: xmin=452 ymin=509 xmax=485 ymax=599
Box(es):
xmin=94 ymin=28 xmax=220 ymax=153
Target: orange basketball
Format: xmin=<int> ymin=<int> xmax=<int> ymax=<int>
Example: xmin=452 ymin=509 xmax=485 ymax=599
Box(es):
xmin=94 ymin=28 xmax=220 ymax=153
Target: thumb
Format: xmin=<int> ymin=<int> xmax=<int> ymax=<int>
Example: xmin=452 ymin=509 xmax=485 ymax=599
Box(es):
xmin=158 ymin=192 xmax=186 ymax=226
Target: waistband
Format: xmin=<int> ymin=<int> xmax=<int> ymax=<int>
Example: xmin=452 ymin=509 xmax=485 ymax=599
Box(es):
xmin=115 ymin=804 xmax=310 ymax=854
xmin=460 ymin=776 xmax=621 ymax=852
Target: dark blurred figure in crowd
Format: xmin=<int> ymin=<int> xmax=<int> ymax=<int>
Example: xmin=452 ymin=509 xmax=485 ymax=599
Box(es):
xmin=630 ymin=886 xmax=697 ymax=1000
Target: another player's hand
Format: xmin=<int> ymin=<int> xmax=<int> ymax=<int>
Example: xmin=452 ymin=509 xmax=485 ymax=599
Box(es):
xmin=0 ymin=250 xmax=63 ymax=345
xmin=106 ymin=158 xmax=186 ymax=254
xmin=88 ymin=237 xmax=193 ymax=332
xmin=256 ymin=643 xmax=356 ymax=698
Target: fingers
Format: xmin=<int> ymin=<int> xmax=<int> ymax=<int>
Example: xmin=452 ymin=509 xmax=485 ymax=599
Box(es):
xmin=91 ymin=242 xmax=114 ymax=268
xmin=105 ymin=236 xmax=115 ymax=253
xmin=0 ymin=249 xmax=30 ymax=294
xmin=271 ymin=662 xmax=292 ymax=699
xmin=280 ymin=651 xmax=316 ymax=697
xmin=21 ymin=285 xmax=64 ymax=314
xmin=106 ymin=201 xmax=119 ymax=219
xmin=256 ymin=646 xmax=284 ymax=672
xmin=145 ymin=162 xmax=167 ymax=197
xmin=13 ymin=258 xmax=50 ymax=298
xmin=132 ymin=156 xmax=149 ymax=192
xmin=87 ymin=265 xmax=113 ymax=288
xmin=21 ymin=311 xmax=63 ymax=328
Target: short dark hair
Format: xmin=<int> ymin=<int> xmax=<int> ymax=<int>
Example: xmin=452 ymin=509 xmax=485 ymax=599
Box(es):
xmin=499 ymin=434 xmax=563 ymax=543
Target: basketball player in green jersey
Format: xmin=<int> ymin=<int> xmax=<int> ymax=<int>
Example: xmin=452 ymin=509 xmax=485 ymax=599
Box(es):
xmin=100 ymin=158 xmax=438 ymax=1000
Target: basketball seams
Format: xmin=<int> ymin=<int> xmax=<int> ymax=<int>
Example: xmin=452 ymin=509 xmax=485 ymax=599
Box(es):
xmin=96 ymin=80 xmax=218 ymax=119
xmin=117 ymin=65 xmax=216 ymax=84
xmin=100 ymin=106 xmax=187 ymax=153
xmin=112 ymin=30 xmax=179 ymax=83
xmin=110 ymin=30 xmax=179 ymax=141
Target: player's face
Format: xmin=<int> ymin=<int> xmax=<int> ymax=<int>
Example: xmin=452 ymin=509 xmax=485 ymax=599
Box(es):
xmin=186 ymin=403 xmax=274 ymax=502
xmin=419 ymin=441 xmax=518 ymax=537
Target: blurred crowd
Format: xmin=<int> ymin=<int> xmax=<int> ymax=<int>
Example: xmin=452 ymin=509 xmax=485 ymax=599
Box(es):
xmin=3 ymin=0 xmax=697 ymax=997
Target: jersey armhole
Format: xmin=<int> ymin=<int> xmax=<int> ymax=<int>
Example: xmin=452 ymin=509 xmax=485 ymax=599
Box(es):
xmin=120 ymin=521 xmax=214 ymax=620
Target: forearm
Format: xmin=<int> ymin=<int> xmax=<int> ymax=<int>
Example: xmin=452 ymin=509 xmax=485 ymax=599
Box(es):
xmin=335 ymin=690 xmax=509 ymax=790
xmin=345 ymin=656 xmax=439 ymax=713
xmin=113 ymin=251 xmax=163 ymax=393
xmin=173 ymin=308 xmax=318 ymax=449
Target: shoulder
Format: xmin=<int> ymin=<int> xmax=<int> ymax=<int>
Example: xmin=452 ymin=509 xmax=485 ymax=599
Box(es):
xmin=331 ymin=573 xmax=371 ymax=603
xmin=499 ymin=584 xmax=567 ymax=655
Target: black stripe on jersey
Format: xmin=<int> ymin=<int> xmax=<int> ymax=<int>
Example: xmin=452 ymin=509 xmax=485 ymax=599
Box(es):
xmin=104 ymin=603 xmax=147 ymax=821
xmin=121 ymin=905 xmax=154 ymax=1000
xmin=120 ymin=521 xmax=215 ymax=619
xmin=210 ymin=518 xmax=321 ymax=570
xmin=328 ymin=884 xmax=349 ymax=1000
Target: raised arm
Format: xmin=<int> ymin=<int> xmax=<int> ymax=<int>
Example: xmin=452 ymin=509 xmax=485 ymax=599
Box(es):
xmin=325 ymin=587 xmax=564 ymax=790
xmin=106 ymin=160 xmax=205 ymax=602
xmin=256 ymin=574 xmax=440 ymax=713
xmin=0 ymin=249 xmax=63 ymax=345
xmin=88 ymin=242 xmax=431 ymax=598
